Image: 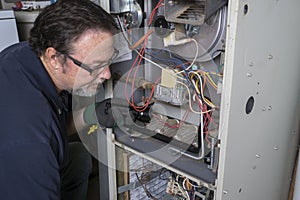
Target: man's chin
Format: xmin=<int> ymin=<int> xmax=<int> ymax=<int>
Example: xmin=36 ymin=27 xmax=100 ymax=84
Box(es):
xmin=72 ymin=83 xmax=100 ymax=97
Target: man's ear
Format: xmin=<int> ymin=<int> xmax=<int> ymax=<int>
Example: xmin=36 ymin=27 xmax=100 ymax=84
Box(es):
xmin=44 ymin=47 xmax=60 ymax=69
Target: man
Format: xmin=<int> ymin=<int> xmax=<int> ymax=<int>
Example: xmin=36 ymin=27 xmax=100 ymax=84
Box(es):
xmin=0 ymin=0 xmax=118 ymax=199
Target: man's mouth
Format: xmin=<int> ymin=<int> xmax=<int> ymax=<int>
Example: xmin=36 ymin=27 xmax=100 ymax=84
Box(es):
xmin=72 ymin=79 xmax=105 ymax=97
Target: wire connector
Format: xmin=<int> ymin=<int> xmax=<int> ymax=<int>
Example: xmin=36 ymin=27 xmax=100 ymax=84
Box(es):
xmin=163 ymin=32 xmax=192 ymax=47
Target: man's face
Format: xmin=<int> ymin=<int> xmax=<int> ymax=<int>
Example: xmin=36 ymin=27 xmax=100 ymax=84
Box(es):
xmin=63 ymin=30 xmax=115 ymax=96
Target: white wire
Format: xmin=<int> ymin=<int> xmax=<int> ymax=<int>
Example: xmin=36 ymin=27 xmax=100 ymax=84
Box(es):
xmin=188 ymin=71 xmax=216 ymax=108
xmin=185 ymin=191 xmax=191 ymax=200
xmin=175 ymin=38 xmax=199 ymax=75
xmin=186 ymin=38 xmax=198 ymax=70
xmin=174 ymin=181 xmax=190 ymax=200
xmin=118 ymin=15 xmax=211 ymax=113
xmin=182 ymin=178 xmax=190 ymax=198
xmin=176 ymin=80 xmax=212 ymax=115
xmin=135 ymin=46 xmax=186 ymax=81
xmin=191 ymin=79 xmax=200 ymax=95
xmin=116 ymin=16 xmax=133 ymax=47
xmin=182 ymin=178 xmax=187 ymax=190
xmin=183 ymin=177 xmax=203 ymax=189
xmin=118 ymin=15 xmax=206 ymax=161
xmin=116 ymin=15 xmax=186 ymax=82
xmin=138 ymin=50 xmax=186 ymax=81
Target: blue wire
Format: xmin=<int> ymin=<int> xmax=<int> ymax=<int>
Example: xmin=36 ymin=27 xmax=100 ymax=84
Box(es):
xmin=123 ymin=32 xmax=206 ymax=104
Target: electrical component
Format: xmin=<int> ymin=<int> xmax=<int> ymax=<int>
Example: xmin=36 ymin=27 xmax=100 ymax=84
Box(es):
xmin=154 ymin=68 xmax=187 ymax=106
xmin=160 ymin=68 xmax=177 ymax=88
xmin=109 ymin=1 xmax=225 ymax=199
xmin=153 ymin=15 xmax=172 ymax=38
xmin=165 ymin=174 xmax=214 ymax=200
xmin=110 ymin=0 xmax=143 ymax=28
xmin=166 ymin=177 xmax=189 ymax=199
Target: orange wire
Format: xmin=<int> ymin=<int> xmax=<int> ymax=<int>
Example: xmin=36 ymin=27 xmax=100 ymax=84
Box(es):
xmin=129 ymin=29 xmax=154 ymax=50
xmin=124 ymin=39 xmax=160 ymax=113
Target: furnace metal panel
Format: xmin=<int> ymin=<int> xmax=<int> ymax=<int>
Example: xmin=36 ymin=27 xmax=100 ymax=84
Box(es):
xmin=216 ymin=0 xmax=300 ymax=199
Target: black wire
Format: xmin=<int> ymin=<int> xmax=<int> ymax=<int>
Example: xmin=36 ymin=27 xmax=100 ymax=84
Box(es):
xmin=211 ymin=49 xmax=225 ymax=58
xmin=135 ymin=172 xmax=158 ymax=200
xmin=158 ymin=168 xmax=170 ymax=180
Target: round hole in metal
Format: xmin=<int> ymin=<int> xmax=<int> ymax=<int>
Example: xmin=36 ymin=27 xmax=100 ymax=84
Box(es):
xmin=243 ymin=4 xmax=249 ymax=15
xmin=246 ymin=96 xmax=254 ymax=114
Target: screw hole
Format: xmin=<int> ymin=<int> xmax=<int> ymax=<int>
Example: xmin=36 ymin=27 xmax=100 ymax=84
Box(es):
xmin=239 ymin=188 xmax=242 ymax=193
xmin=245 ymin=96 xmax=255 ymax=114
xmin=243 ymin=4 xmax=249 ymax=15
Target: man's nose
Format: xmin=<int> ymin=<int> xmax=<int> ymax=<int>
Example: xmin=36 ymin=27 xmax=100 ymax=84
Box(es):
xmin=97 ymin=66 xmax=111 ymax=80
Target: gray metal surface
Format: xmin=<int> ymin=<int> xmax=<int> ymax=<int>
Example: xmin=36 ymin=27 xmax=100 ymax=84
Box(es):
xmin=0 ymin=10 xmax=19 ymax=51
xmin=166 ymin=5 xmax=227 ymax=62
xmin=216 ymin=0 xmax=300 ymax=199
xmin=14 ymin=11 xmax=40 ymax=41
xmin=114 ymin=127 xmax=217 ymax=185
xmin=110 ymin=0 xmax=135 ymax=13
xmin=164 ymin=0 xmax=206 ymax=25
xmin=164 ymin=0 xmax=227 ymax=26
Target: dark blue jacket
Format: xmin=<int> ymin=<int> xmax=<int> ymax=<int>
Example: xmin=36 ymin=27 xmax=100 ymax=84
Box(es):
xmin=0 ymin=42 xmax=68 ymax=199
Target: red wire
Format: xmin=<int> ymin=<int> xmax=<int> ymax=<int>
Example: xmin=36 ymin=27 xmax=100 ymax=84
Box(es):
xmin=131 ymin=40 xmax=147 ymax=104
xmin=148 ymin=0 xmax=164 ymax=26
xmin=124 ymin=47 xmax=142 ymax=105
xmin=124 ymin=40 xmax=160 ymax=113
xmin=194 ymin=92 xmax=214 ymax=145
xmin=124 ymin=0 xmax=165 ymax=113
xmin=152 ymin=106 xmax=190 ymax=129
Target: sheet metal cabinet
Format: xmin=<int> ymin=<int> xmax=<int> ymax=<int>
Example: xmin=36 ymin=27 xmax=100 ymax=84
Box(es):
xmin=98 ymin=0 xmax=300 ymax=199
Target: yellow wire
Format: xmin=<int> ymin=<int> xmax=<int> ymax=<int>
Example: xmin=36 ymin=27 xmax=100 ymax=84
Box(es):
xmin=176 ymin=80 xmax=213 ymax=114
xmin=188 ymin=71 xmax=216 ymax=108
xmin=205 ymin=74 xmax=218 ymax=90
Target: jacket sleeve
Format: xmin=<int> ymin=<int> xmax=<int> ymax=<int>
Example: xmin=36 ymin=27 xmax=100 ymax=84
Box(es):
xmin=0 ymin=142 xmax=60 ymax=200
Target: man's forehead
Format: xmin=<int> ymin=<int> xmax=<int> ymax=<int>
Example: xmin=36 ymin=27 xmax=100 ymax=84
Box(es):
xmin=72 ymin=30 xmax=114 ymax=54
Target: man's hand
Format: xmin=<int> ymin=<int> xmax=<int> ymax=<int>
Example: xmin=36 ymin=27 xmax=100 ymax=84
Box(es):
xmin=83 ymin=98 xmax=115 ymax=128
xmin=95 ymin=98 xmax=115 ymax=128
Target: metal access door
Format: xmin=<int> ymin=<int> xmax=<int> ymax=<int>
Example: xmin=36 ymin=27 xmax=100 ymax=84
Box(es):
xmin=216 ymin=0 xmax=300 ymax=199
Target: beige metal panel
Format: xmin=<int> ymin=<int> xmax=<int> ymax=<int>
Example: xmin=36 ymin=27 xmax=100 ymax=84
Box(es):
xmin=217 ymin=0 xmax=300 ymax=199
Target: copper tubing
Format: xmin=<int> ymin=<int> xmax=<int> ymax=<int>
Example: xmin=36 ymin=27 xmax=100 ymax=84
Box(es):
xmin=129 ymin=28 xmax=155 ymax=50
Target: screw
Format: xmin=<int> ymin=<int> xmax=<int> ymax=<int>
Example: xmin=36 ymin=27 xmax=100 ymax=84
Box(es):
xmin=262 ymin=107 xmax=266 ymax=111
xmin=268 ymin=106 xmax=272 ymax=110
xmin=256 ymin=154 xmax=261 ymax=158
xmin=274 ymin=147 xmax=279 ymax=150
xmin=248 ymin=62 xmax=254 ymax=67
xmin=247 ymin=73 xmax=252 ymax=77
xmin=223 ymin=190 xmax=228 ymax=194
xmin=268 ymin=55 xmax=273 ymax=59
